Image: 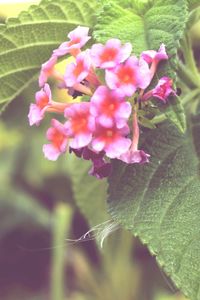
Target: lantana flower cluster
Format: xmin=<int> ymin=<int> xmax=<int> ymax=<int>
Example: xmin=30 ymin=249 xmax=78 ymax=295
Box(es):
xmin=28 ymin=26 xmax=175 ymax=179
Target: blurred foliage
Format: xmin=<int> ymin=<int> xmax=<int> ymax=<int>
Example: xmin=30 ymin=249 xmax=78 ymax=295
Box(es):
xmin=0 ymin=1 xmax=194 ymax=300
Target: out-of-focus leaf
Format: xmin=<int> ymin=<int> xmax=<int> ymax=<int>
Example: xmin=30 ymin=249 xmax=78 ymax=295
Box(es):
xmin=0 ymin=189 xmax=51 ymax=239
xmin=66 ymin=155 xmax=109 ymax=227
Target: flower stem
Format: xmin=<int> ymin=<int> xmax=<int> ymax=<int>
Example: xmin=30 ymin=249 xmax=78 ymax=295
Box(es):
xmin=51 ymin=203 xmax=72 ymax=300
xmin=131 ymin=110 xmax=139 ymax=151
xmin=73 ymin=83 xmax=93 ymax=96
xmin=182 ymin=34 xmax=200 ymax=81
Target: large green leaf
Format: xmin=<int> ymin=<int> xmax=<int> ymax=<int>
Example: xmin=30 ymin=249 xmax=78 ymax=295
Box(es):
xmin=0 ymin=0 xmax=97 ymax=112
xmin=94 ymin=0 xmax=188 ymax=132
xmin=108 ymin=122 xmax=200 ymax=300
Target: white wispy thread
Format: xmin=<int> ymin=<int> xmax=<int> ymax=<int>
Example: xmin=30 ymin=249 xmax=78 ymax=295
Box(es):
xmin=66 ymin=219 xmax=120 ymax=248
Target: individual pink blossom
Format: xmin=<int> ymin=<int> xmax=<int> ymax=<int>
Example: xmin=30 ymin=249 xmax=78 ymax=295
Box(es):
xmin=119 ymin=111 xmax=150 ymax=164
xmin=105 ymin=56 xmax=142 ymax=96
xmin=28 ymin=84 xmax=52 ymax=126
xmin=43 ymin=119 xmax=69 ymax=161
xmin=65 ymin=51 xmax=91 ymax=87
xmin=91 ymin=124 xmax=131 ymax=159
xmin=39 ymin=56 xmax=57 ymax=87
xmin=64 ymin=102 xmax=95 ymax=149
xmin=140 ymin=44 xmax=168 ymax=80
xmin=90 ymin=38 xmax=132 ymax=69
xmin=152 ymin=77 xmax=176 ymax=102
xmin=53 ymin=26 xmax=91 ymax=57
xmin=140 ymin=43 xmax=168 ymax=65
xmin=90 ymin=86 xmax=131 ymax=128
xmin=141 ymin=77 xmax=176 ymax=103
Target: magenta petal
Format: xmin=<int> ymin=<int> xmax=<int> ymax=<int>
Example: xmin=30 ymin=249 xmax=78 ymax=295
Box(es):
xmin=89 ymin=159 xmax=112 ymax=179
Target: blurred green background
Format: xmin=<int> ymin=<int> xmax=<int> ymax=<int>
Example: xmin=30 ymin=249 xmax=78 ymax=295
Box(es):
xmin=0 ymin=1 xmax=195 ymax=300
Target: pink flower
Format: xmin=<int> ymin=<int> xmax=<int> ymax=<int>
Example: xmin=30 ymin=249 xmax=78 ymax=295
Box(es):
xmin=43 ymin=119 xmax=69 ymax=161
xmin=140 ymin=43 xmax=168 ymax=64
xmin=90 ymin=86 xmax=131 ymax=128
xmin=140 ymin=44 xmax=168 ymax=80
xmin=152 ymin=77 xmax=176 ymax=102
xmin=119 ymin=111 xmax=150 ymax=164
xmin=105 ymin=56 xmax=141 ymax=96
xmin=141 ymin=77 xmax=176 ymax=103
xmin=90 ymin=39 xmax=132 ymax=69
xmin=91 ymin=124 xmax=131 ymax=158
xmin=65 ymin=51 xmax=91 ymax=87
xmin=39 ymin=56 xmax=57 ymax=87
xmin=53 ymin=26 xmax=91 ymax=57
xmin=28 ymin=84 xmax=52 ymax=126
xmin=64 ymin=102 xmax=95 ymax=149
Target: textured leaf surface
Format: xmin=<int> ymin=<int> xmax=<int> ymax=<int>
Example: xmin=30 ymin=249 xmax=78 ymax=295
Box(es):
xmin=0 ymin=0 xmax=97 ymax=111
xmin=94 ymin=0 xmax=188 ymax=132
xmin=164 ymin=96 xmax=186 ymax=133
xmin=108 ymin=122 xmax=200 ymax=300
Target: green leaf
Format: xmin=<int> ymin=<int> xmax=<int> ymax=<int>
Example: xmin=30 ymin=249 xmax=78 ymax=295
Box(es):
xmin=94 ymin=0 xmax=188 ymax=58
xmin=0 ymin=0 xmax=98 ymax=112
xmin=108 ymin=122 xmax=200 ymax=300
xmin=94 ymin=0 xmax=188 ymax=132
xmin=66 ymin=155 xmax=109 ymax=227
xmin=164 ymin=96 xmax=187 ymax=133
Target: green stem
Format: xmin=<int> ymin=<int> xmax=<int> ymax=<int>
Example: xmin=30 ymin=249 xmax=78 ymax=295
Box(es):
xmin=51 ymin=203 xmax=72 ymax=300
xmin=182 ymin=34 xmax=200 ymax=80
xmin=177 ymin=60 xmax=200 ymax=89
xmin=182 ymin=88 xmax=200 ymax=106
xmin=178 ymin=35 xmax=200 ymax=88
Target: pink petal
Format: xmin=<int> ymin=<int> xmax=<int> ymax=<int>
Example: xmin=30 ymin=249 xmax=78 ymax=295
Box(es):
xmin=105 ymin=137 xmax=131 ymax=158
xmin=98 ymin=114 xmax=114 ymax=128
xmin=92 ymin=138 xmax=106 ymax=152
xmin=43 ymin=144 xmax=61 ymax=161
xmin=28 ymin=104 xmax=43 ymax=126
xmin=70 ymin=133 xmax=92 ymax=149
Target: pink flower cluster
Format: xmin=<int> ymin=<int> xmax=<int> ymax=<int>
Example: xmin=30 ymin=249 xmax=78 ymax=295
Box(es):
xmin=28 ymin=26 xmax=176 ymax=179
